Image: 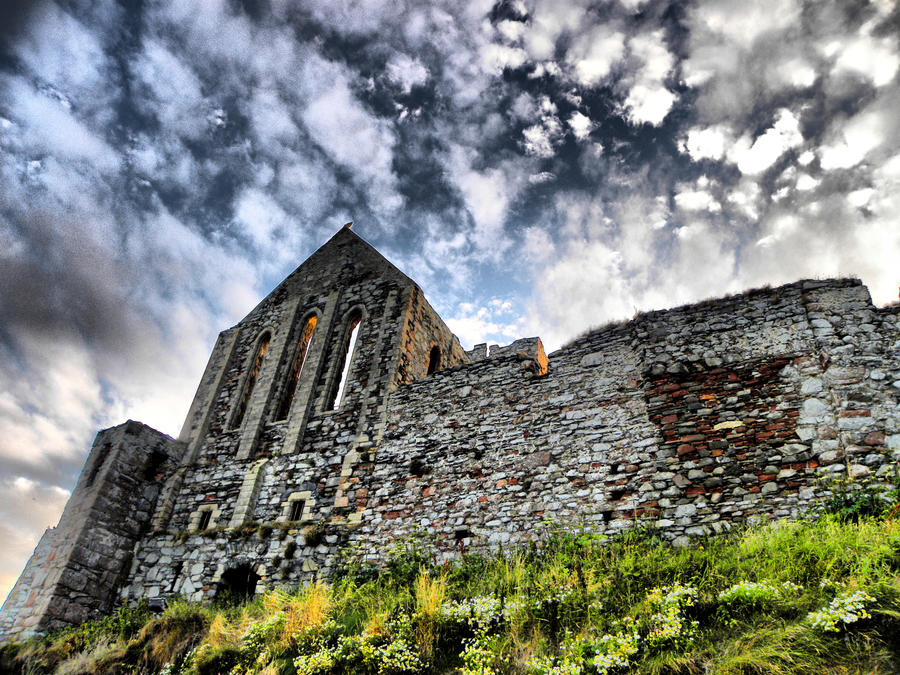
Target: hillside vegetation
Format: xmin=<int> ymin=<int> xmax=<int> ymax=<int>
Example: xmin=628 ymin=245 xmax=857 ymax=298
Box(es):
xmin=3 ymin=493 xmax=900 ymax=675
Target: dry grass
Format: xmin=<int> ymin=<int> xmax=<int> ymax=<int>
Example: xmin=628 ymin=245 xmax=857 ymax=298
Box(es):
xmin=414 ymin=571 xmax=447 ymax=658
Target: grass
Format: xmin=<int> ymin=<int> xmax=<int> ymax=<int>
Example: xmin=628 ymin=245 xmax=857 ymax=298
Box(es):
xmin=3 ymin=512 xmax=900 ymax=674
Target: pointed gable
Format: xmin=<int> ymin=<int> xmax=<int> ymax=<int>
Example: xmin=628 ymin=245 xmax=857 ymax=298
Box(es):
xmin=240 ymin=226 xmax=415 ymax=322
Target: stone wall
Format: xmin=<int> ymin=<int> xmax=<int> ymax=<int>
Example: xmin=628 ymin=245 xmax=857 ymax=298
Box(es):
xmin=0 ymin=422 xmax=180 ymax=643
xmin=354 ymin=279 xmax=898 ymax=554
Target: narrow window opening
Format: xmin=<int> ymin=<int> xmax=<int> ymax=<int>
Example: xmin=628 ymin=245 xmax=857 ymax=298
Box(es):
xmin=289 ymin=499 xmax=305 ymax=522
xmin=454 ymin=527 xmax=472 ymax=541
xmin=167 ymin=561 xmax=184 ymax=593
xmin=275 ymin=316 xmax=317 ymax=420
xmin=328 ymin=313 xmax=362 ymax=410
xmin=198 ymin=510 xmax=213 ymax=531
xmin=409 ymin=456 xmax=430 ymax=477
xmin=427 ymin=346 xmax=441 ymax=375
xmin=232 ymin=332 xmax=271 ymax=429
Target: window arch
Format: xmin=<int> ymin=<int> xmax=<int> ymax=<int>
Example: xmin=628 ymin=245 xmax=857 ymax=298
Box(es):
xmin=231 ymin=331 xmax=271 ymax=429
xmin=274 ymin=315 xmax=317 ymax=421
xmin=326 ymin=310 xmax=363 ymax=410
xmin=427 ymin=345 xmax=441 ymax=375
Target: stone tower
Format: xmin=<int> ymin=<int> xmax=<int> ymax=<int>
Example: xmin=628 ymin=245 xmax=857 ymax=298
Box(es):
xmin=0 ymin=422 xmax=180 ymax=638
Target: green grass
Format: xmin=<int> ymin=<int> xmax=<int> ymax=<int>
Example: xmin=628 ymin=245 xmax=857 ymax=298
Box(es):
xmin=3 ymin=514 xmax=900 ymax=674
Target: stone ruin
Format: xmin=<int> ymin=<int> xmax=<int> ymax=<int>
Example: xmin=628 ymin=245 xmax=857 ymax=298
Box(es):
xmin=1 ymin=225 xmax=898 ymax=643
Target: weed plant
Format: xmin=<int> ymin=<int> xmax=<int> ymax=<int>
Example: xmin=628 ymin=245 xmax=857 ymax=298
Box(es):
xmin=3 ymin=514 xmax=900 ymax=674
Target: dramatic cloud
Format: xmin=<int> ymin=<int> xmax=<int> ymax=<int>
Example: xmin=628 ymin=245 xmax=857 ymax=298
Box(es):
xmin=1 ymin=0 xmax=899 ymax=606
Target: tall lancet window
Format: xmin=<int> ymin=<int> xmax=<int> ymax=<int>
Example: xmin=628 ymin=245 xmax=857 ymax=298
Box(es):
xmin=328 ymin=311 xmax=362 ymax=410
xmin=231 ymin=332 xmax=270 ymax=429
xmin=275 ymin=315 xmax=317 ymax=421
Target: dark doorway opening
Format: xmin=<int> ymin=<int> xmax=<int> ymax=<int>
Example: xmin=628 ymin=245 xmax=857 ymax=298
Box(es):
xmin=215 ymin=564 xmax=260 ymax=605
xmin=427 ymin=346 xmax=441 ymax=375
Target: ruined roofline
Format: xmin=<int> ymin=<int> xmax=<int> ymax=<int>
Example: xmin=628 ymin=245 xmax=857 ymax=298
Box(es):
xmin=555 ymin=277 xmax=869 ymax=355
xmin=634 ymin=277 xmax=865 ymax=319
xmin=392 ymin=278 xmax=873 ymax=378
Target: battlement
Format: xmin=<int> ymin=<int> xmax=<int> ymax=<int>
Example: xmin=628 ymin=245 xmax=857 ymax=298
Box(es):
xmin=2 ymin=231 xmax=897 ymax=643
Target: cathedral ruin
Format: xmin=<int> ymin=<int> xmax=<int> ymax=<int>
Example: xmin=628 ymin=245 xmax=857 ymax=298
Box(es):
xmin=2 ymin=226 xmax=898 ymax=643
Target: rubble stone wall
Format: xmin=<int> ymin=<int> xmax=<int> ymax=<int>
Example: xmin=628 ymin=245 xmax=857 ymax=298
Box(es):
xmin=355 ymin=279 xmax=899 ymax=555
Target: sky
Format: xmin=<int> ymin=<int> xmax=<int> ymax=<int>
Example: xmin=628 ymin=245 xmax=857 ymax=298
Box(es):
xmin=1 ymin=0 xmax=899 ymax=605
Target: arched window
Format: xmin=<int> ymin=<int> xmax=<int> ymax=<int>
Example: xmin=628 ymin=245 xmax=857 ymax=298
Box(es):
xmin=327 ymin=311 xmax=362 ymax=410
xmin=427 ymin=345 xmax=441 ymax=375
xmin=231 ymin=332 xmax=270 ymax=429
xmin=274 ymin=316 xmax=317 ymax=420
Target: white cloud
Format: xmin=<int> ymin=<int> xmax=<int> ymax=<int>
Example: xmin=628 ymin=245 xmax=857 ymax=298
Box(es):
xmin=728 ymin=109 xmax=803 ymax=175
xmin=525 ymin=239 xmax=633 ymax=349
xmin=568 ymin=111 xmax=595 ymax=141
xmin=446 ymin=300 xmax=522 ymax=348
xmin=521 ymin=1 xmax=584 ymax=61
xmin=520 ymin=96 xmax=564 ymax=158
xmin=680 ymin=124 xmax=730 ymax=161
xmin=775 ymin=58 xmax=817 ymax=88
xmin=386 ymin=53 xmax=429 ymax=92
xmin=796 ymin=173 xmax=819 ymax=191
xmin=847 ymin=188 xmax=874 ymax=208
xmin=797 ymin=150 xmax=815 ymax=166
xmin=529 ymin=171 xmax=556 ymax=184
xmin=11 ymin=1 xmax=111 ymax=96
xmin=4 ymin=76 xmax=120 ymax=171
xmin=480 ymin=43 xmax=528 ymax=73
xmin=235 ymin=188 xmax=291 ymax=250
xmin=756 ymin=214 xmax=799 ymax=247
xmin=249 ymin=87 xmax=299 ymax=144
xmin=726 ymin=179 xmax=762 ymax=220
xmin=496 ymin=19 xmax=527 ymax=42
xmin=624 ymin=85 xmax=677 ymax=126
xmin=832 ymin=33 xmax=899 ymax=88
xmin=132 ymin=40 xmax=208 ymax=140
xmin=694 ymin=0 xmax=802 ymax=50
xmin=674 ymin=186 xmax=720 ymax=212
xmin=820 ymin=107 xmax=889 ymax=170
xmin=446 ymin=146 xmax=528 ymax=259
xmin=300 ymin=63 xmax=402 ymax=215
xmin=522 ymin=120 xmax=561 ymax=158
xmin=567 ymin=24 xmax=626 ymax=87
xmin=623 ymin=30 xmax=677 ymax=126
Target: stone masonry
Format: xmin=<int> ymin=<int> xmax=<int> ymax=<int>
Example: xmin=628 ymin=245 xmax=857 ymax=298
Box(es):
xmin=1 ymin=226 xmax=898 ymax=643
